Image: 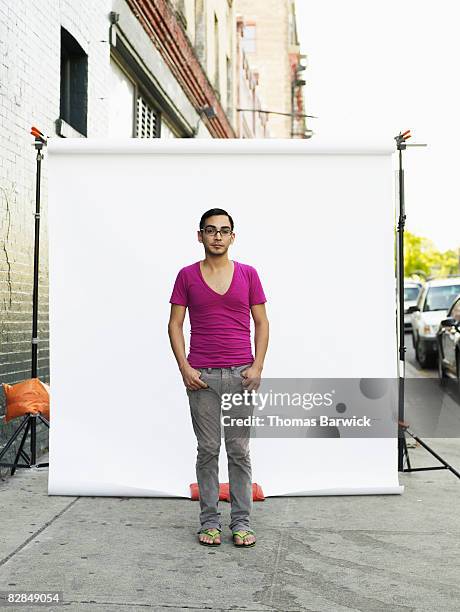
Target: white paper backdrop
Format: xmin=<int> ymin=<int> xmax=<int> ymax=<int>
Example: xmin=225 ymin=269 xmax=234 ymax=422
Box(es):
xmin=47 ymin=139 xmax=403 ymax=497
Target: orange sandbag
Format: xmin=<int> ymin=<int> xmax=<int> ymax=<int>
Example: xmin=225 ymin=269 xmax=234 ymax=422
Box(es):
xmin=2 ymin=378 xmax=50 ymax=423
xmin=190 ymin=482 xmax=265 ymax=501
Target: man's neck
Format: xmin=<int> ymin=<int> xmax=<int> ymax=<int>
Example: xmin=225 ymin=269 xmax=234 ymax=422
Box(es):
xmin=202 ymin=254 xmax=232 ymax=272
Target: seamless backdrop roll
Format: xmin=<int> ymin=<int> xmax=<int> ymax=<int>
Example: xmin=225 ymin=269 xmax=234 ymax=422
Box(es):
xmin=47 ymin=139 xmax=403 ymax=497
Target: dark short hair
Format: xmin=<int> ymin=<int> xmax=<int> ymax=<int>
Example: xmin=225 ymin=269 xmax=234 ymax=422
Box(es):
xmin=199 ymin=208 xmax=234 ymax=232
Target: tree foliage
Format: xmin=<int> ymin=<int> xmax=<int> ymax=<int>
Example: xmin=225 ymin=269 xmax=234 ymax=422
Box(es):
xmin=400 ymin=231 xmax=459 ymax=279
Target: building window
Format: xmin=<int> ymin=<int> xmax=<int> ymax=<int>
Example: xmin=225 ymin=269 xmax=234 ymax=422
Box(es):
xmin=242 ymin=23 xmax=256 ymax=53
xmin=60 ymin=28 xmax=88 ymax=136
xmin=136 ymin=94 xmax=161 ymax=138
xmin=109 ymin=58 xmax=161 ymax=138
xmin=109 ymin=43 xmax=189 ymax=137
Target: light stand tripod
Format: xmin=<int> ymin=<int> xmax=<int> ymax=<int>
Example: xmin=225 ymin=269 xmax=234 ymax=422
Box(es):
xmin=395 ymin=130 xmax=460 ymax=479
xmin=0 ymin=127 xmax=49 ymax=475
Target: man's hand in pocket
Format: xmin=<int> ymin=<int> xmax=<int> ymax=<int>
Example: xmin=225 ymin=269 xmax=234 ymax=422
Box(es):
xmin=180 ymin=363 xmax=209 ymax=391
xmin=241 ymin=364 xmax=262 ymax=392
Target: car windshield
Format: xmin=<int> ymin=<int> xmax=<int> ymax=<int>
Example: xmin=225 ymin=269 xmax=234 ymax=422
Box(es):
xmin=424 ymin=285 xmax=460 ymax=312
xmin=404 ymin=287 xmax=420 ymax=301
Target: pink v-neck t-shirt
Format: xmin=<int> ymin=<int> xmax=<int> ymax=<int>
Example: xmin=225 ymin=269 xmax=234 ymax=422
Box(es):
xmin=169 ymin=260 xmax=267 ymax=368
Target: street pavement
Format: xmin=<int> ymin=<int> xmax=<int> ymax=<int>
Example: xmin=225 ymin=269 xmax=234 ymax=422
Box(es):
xmin=0 ymin=437 xmax=459 ymax=612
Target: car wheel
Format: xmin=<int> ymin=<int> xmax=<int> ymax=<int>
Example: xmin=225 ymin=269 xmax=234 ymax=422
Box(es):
xmin=415 ymin=337 xmax=431 ymax=369
xmin=412 ymin=331 xmax=417 ymax=350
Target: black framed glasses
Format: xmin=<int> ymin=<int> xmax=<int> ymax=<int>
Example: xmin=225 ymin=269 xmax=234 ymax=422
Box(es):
xmin=200 ymin=225 xmax=233 ymax=236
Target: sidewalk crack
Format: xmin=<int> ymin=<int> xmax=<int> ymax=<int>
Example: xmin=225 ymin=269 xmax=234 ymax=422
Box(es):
xmin=0 ymin=496 xmax=80 ymax=568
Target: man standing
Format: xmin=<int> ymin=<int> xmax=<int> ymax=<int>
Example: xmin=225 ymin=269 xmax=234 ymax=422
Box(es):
xmin=168 ymin=208 xmax=269 ymax=547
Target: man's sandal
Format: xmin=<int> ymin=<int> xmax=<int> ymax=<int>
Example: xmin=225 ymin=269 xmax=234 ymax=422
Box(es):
xmin=198 ymin=528 xmax=222 ymax=546
xmin=232 ymin=529 xmax=256 ymax=547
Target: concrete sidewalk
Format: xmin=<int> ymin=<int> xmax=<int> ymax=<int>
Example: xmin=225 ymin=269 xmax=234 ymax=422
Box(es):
xmin=0 ymin=441 xmax=459 ymax=612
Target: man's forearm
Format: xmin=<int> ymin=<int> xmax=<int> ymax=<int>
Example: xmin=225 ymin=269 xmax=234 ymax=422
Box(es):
xmin=168 ymin=324 xmax=189 ymax=371
xmin=253 ymin=320 xmax=269 ymax=370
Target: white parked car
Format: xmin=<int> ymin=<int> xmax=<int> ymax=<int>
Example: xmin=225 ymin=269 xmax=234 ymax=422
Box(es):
xmin=408 ymin=277 xmax=460 ymax=368
xmin=404 ymin=280 xmax=422 ymax=330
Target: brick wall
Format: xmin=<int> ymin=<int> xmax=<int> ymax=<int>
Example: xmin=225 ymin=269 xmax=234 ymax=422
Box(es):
xmin=0 ymin=0 xmax=110 ymax=461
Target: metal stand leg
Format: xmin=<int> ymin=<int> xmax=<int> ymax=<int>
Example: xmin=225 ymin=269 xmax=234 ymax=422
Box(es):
xmin=400 ymin=423 xmax=460 ymax=479
xmin=0 ymin=413 xmax=50 ymax=474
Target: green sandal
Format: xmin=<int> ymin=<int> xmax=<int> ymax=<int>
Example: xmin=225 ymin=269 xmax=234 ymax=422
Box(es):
xmin=198 ymin=528 xmax=222 ymax=546
xmin=232 ymin=529 xmax=256 ymax=547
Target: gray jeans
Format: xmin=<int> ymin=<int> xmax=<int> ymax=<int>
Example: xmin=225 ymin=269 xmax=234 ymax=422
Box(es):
xmin=186 ymin=363 xmax=255 ymax=534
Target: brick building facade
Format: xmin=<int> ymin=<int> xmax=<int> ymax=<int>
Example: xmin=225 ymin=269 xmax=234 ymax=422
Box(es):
xmin=0 ymin=0 xmax=111 ymax=460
